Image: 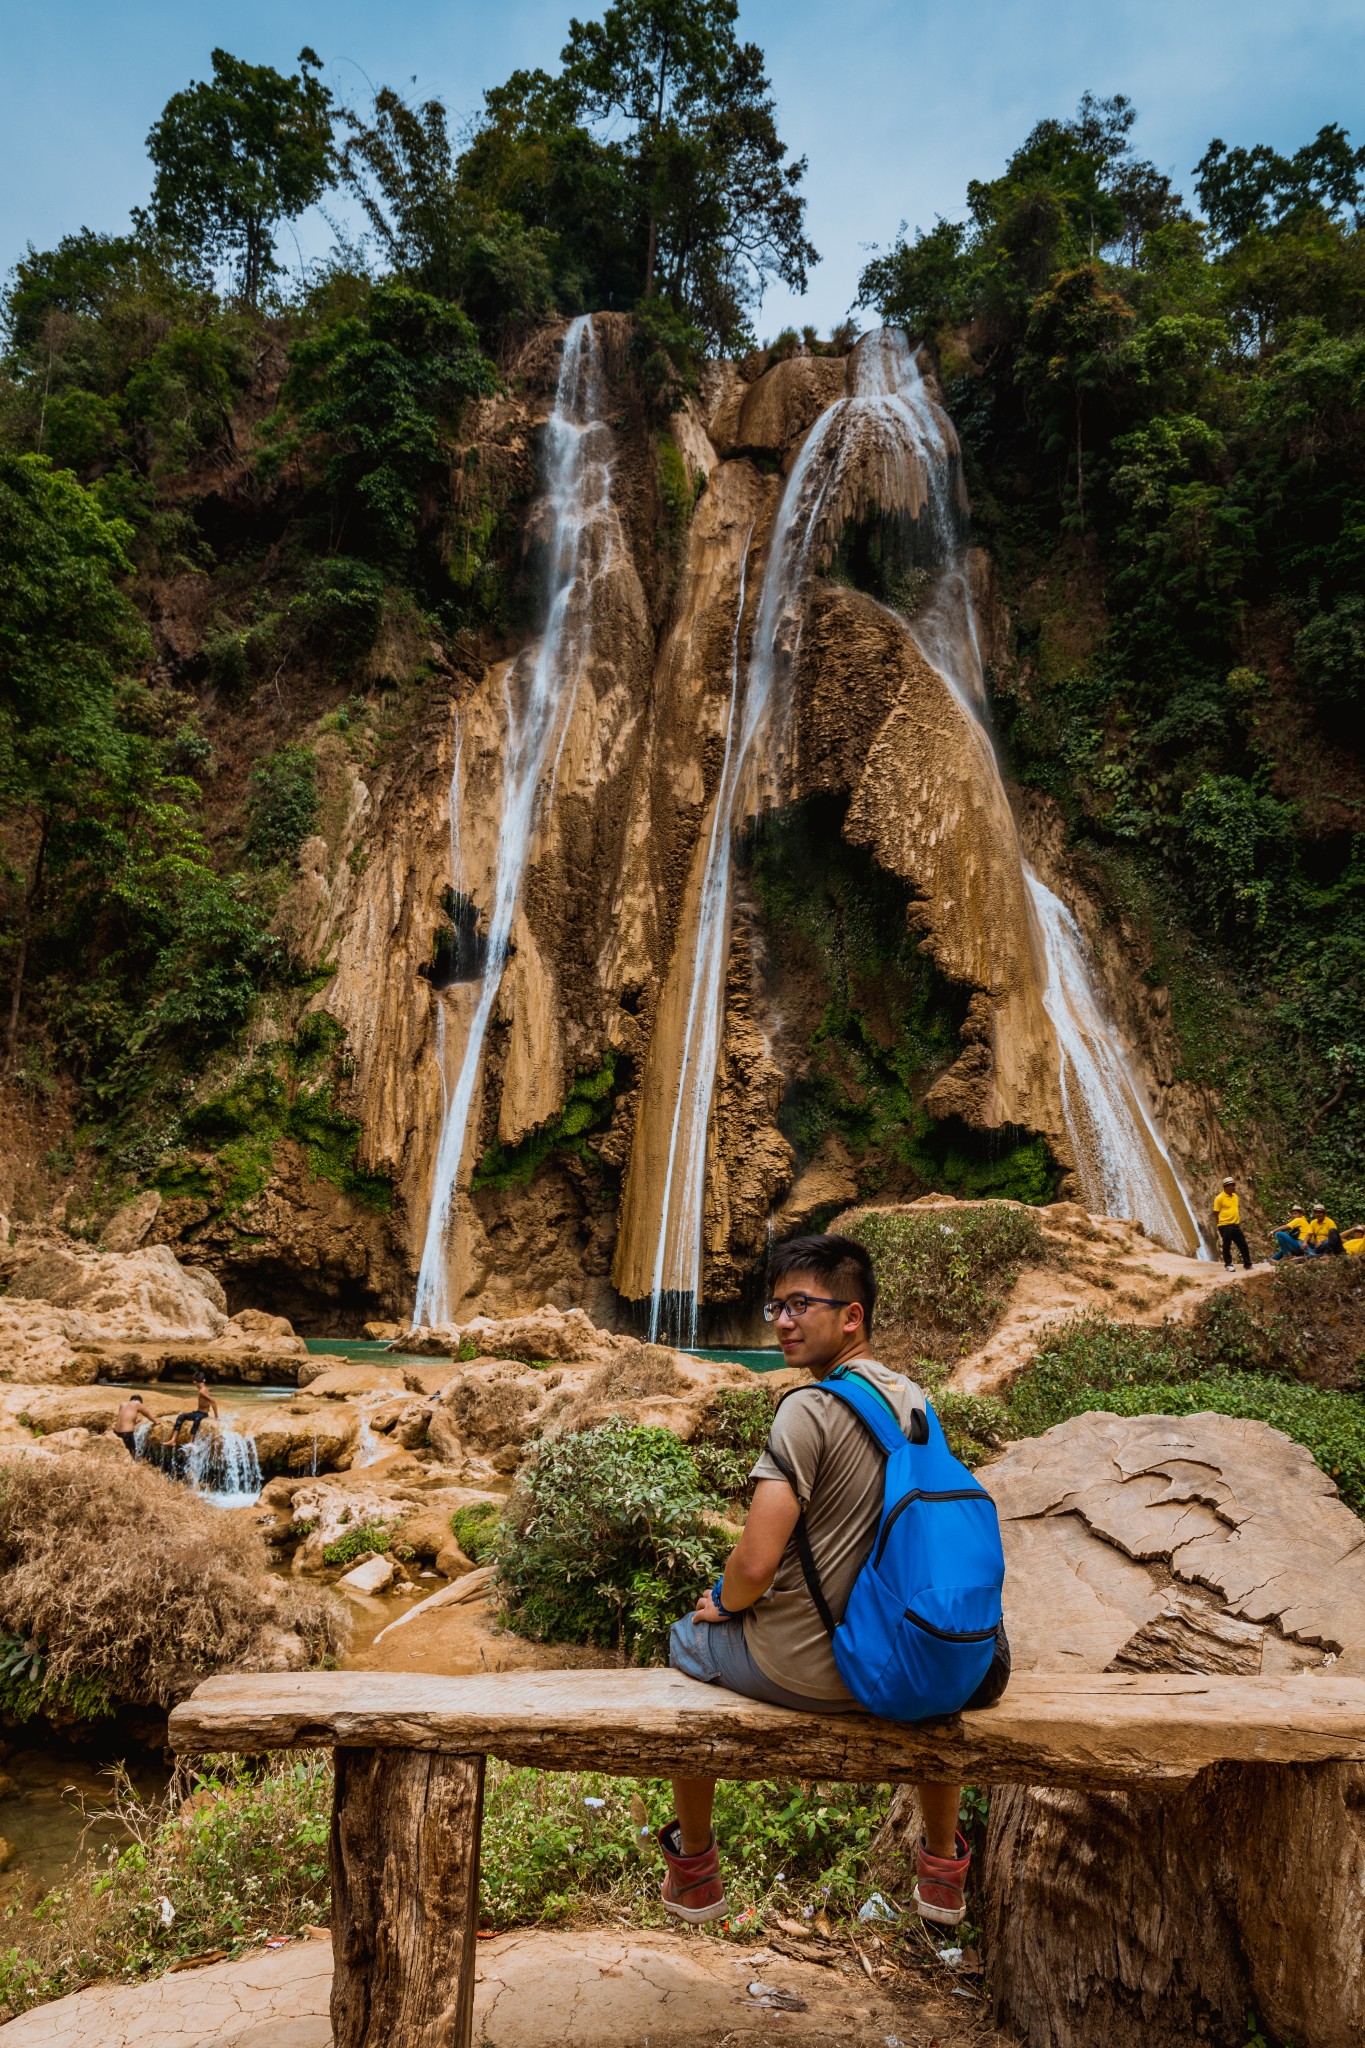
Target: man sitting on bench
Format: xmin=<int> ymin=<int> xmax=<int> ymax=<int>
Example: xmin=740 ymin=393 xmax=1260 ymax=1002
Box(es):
xmin=661 ymin=1232 xmax=1009 ymax=1931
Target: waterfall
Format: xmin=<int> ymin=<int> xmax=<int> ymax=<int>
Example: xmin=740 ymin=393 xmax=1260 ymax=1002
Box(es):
xmin=186 ymin=1421 xmax=263 ymax=1508
xmin=644 ymin=337 xmax=1002 ymax=1338
xmin=647 ymin=522 xmax=757 ymax=1344
xmin=136 ymin=1416 xmax=262 ymax=1507
xmin=1024 ymin=876 xmax=1203 ymax=1250
xmin=644 ymin=329 xmax=1202 ymax=1318
xmin=413 ymin=315 xmax=620 ymax=1324
xmin=865 ymin=334 xmax=1203 ymax=1253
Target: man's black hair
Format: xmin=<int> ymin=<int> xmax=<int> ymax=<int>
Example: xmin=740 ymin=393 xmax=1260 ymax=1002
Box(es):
xmin=766 ymin=1233 xmax=877 ymax=1336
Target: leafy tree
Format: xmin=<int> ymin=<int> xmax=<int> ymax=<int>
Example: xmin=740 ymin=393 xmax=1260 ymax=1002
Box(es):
xmin=1195 ymin=124 xmax=1365 ymax=246
xmin=263 ymin=281 xmax=497 ymax=567
xmin=1015 ymin=261 xmax=1134 ymax=526
xmin=144 ymin=48 xmax=336 ymax=304
xmin=245 ymin=745 xmax=318 ymax=865
xmin=338 ymin=86 xmax=559 ymax=348
xmin=2 ymin=230 xmax=143 ymax=351
xmin=558 ymin=0 xmax=817 ymax=346
xmin=0 ymin=455 xmax=145 ymax=1059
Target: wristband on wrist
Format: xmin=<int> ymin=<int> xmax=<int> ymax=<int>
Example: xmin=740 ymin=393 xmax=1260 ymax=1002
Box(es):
xmin=711 ymin=1576 xmax=734 ymax=1616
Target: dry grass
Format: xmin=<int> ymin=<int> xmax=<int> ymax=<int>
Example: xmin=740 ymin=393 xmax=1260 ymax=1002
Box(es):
xmin=0 ymin=1455 xmax=345 ymax=1716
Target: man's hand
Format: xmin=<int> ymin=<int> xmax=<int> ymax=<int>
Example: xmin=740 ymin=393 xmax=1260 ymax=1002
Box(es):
xmin=693 ymin=1587 xmax=728 ymax=1624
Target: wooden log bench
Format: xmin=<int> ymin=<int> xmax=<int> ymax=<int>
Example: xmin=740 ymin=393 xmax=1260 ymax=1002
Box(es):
xmin=168 ymin=1667 xmax=1365 ymax=2048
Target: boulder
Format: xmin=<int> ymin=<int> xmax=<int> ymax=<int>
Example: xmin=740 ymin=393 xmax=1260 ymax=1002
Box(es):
xmin=300 ymin=1361 xmax=410 ymax=1399
xmin=978 ymin=1411 xmax=1365 ymax=2048
xmin=6 ymin=1242 xmax=228 ymax=1339
xmin=337 ymin=1554 xmax=396 ymax=1595
xmin=232 ymin=1306 xmax=297 ymax=1340
xmin=406 ymin=1306 xmax=636 ymax=1369
xmin=101 ymin=1190 xmax=161 ymax=1253
xmin=288 ymin=1481 xmax=405 ymax=1574
xmin=244 ymin=1407 xmax=359 ymax=1478
xmin=184 ymin=1266 xmax=228 ymax=1314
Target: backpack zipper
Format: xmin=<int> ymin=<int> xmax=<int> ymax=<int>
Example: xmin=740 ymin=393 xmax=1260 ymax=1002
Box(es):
xmin=903 ymin=1607 xmax=999 ymax=1644
xmin=872 ymin=1488 xmax=991 ymax=1567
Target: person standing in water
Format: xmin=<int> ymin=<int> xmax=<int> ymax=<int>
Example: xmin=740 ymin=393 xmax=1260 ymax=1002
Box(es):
xmin=1212 ymin=1178 xmax=1253 ymax=1270
xmin=172 ymin=1377 xmax=218 ymax=1445
xmin=113 ymin=1392 xmax=147 ymax=1457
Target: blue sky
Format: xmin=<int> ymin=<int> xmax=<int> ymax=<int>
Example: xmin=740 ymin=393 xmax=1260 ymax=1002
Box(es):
xmin=2 ymin=0 xmax=1363 ymax=337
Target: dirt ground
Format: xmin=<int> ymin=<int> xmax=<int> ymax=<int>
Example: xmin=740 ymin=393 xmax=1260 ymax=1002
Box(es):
xmin=0 ymin=1927 xmax=1009 ymax=2048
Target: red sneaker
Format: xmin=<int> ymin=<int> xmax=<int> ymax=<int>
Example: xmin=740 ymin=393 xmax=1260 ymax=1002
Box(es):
xmin=658 ymin=1821 xmax=728 ymax=1924
xmin=914 ymin=1830 xmax=971 ymax=1927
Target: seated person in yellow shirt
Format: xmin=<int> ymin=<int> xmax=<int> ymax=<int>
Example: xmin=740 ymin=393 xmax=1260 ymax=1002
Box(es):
xmin=1342 ymin=1226 xmax=1365 ymax=1256
xmin=1211 ymin=1179 xmax=1252 ymax=1270
xmin=1272 ymin=1205 xmax=1310 ymax=1260
xmin=1305 ymin=1203 xmax=1344 ymax=1255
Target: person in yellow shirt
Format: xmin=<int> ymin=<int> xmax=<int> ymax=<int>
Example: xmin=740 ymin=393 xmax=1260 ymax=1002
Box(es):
xmin=1211 ymin=1178 xmax=1252 ymax=1270
xmin=1304 ymin=1204 xmax=1343 ymax=1255
xmin=1272 ymin=1205 xmax=1310 ymax=1260
xmin=1342 ymin=1226 xmax=1365 ymax=1257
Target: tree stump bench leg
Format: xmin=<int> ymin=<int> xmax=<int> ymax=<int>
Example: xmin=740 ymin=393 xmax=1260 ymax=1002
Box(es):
xmin=330 ymin=1747 xmax=485 ymax=2048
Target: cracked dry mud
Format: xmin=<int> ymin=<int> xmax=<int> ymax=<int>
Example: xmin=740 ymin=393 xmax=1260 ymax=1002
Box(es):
xmin=0 ymin=1928 xmax=1006 ymax=2047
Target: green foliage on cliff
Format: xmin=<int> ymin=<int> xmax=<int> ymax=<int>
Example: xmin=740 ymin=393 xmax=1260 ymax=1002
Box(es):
xmin=472 ymin=1051 xmax=622 ymax=1191
xmin=848 ymin=1203 xmax=1048 ymax=1363
xmin=745 ymin=797 xmax=1060 ymax=1208
xmin=151 ymin=1019 xmax=391 ymax=1214
xmin=859 ymin=95 xmax=1365 ymax=1217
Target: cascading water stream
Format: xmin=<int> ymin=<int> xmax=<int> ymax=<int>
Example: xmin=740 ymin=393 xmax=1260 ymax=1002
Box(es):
xmin=414 ymin=316 xmax=621 ymax=1324
xmin=645 ymin=331 xmax=1202 ymax=1326
xmin=644 ymin=340 xmax=957 ymax=1339
xmin=647 ymin=524 xmax=757 ymax=1344
xmin=868 ymin=335 xmax=1204 ymax=1254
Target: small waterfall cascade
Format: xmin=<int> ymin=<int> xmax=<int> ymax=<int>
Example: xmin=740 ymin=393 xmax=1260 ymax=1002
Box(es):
xmin=414 ymin=315 xmax=622 ymax=1324
xmin=134 ymin=1415 xmax=262 ymax=1507
xmin=186 ymin=1420 xmax=263 ymax=1507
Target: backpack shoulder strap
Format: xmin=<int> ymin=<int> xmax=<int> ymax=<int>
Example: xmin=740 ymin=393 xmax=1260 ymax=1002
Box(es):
xmin=761 ymin=1370 xmax=925 ymax=1645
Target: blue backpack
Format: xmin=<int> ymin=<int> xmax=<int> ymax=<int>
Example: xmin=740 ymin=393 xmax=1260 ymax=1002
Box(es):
xmin=769 ymin=1368 xmax=1005 ymax=1722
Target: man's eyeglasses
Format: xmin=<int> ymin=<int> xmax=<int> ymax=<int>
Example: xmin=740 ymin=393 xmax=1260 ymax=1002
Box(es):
xmin=762 ymin=1294 xmax=852 ymax=1323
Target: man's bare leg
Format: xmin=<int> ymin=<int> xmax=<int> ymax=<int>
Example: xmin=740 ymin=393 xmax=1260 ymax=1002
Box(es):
xmin=672 ymin=1775 xmax=717 ymax=1855
xmin=917 ymin=1781 xmax=961 ymax=1857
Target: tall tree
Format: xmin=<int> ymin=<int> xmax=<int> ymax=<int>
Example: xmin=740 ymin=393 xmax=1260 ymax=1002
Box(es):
xmin=144 ymin=48 xmax=336 ymax=304
xmin=560 ymin=0 xmax=816 ymax=344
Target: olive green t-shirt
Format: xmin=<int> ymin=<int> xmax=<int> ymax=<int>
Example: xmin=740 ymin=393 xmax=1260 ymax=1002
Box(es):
xmin=743 ymin=1358 xmax=927 ymax=1701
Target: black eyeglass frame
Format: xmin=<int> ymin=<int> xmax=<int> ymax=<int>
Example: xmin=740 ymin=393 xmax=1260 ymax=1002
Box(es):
xmin=761 ymin=1294 xmax=854 ymax=1322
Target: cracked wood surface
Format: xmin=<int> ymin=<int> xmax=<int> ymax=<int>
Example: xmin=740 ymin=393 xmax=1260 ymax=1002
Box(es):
xmin=168 ymin=1665 xmax=1365 ymax=1788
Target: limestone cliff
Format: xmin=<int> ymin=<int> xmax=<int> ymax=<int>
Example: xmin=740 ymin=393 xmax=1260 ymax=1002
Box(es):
xmin=148 ymin=320 xmax=1210 ymax=1328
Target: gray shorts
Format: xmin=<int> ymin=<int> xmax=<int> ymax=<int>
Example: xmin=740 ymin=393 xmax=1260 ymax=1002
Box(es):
xmin=669 ymin=1612 xmax=1013 ymax=1717
xmin=668 ymin=1611 xmax=858 ymax=1714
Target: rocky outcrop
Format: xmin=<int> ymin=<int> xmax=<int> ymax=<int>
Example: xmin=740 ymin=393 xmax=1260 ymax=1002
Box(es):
xmin=0 ymin=1239 xmax=309 ymax=1383
xmin=981 ymin=1411 xmax=1364 ymax=2048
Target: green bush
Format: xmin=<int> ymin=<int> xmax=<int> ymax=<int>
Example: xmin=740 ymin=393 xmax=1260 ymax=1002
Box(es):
xmin=321 ymin=1524 xmax=392 ymax=1568
xmin=847 ymin=1203 xmax=1047 ymax=1360
xmin=244 ymin=744 xmax=318 ymax=866
xmin=689 ymin=1385 xmax=776 ymax=1501
xmin=449 ymin=1502 xmax=503 ymax=1563
xmin=497 ymin=1419 xmax=727 ymax=1658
